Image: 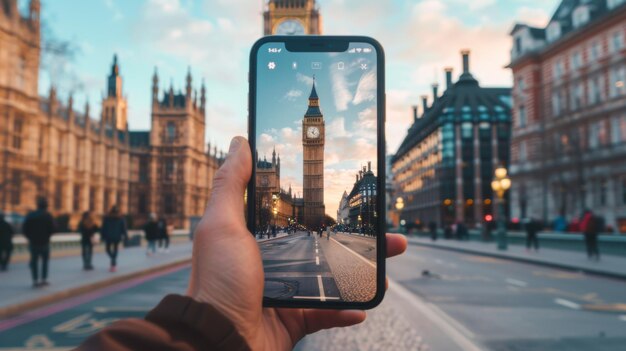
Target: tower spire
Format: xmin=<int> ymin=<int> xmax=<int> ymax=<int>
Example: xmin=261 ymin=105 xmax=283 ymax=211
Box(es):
xmin=200 ymin=79 xmax=206 ymax=112
xmin=152 ymin=67 xmax=159 ymax=103
xmin=304 ymin=76 xmax=322 ymax=117
xmin=107 ymin=54 xmax=122 ymax=98
xmin=186 ymin=66 xmax=192 ymax=99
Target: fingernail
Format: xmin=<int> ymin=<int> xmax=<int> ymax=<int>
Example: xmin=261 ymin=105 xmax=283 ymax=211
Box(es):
xmin=228 ymin=137 xmax=241 ymax=156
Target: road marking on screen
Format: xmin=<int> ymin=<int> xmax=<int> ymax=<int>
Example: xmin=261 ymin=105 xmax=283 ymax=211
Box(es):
xmin=505 ymin=278 xmax=528 ymax=287
xmin=316 ymin=256 xmax=320 ymax=265
xmin=555 ymin=298 xmax=581 ymax=310
xmin=316 ymin=248 xmax=319 ymax=254
xmin=293 ymin=296 xmax=340 ymax=300
xmin=317 ymin=275 xmax=326 ymax=301
xmin=330 ymin=237 xmax=375 ymax=268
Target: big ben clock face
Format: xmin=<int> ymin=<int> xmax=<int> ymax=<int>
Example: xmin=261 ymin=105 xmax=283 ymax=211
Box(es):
xmin=306 ymin=126 xmax=320 ymax=139
xmin=275 ymin=19 xmax=305 ymax=35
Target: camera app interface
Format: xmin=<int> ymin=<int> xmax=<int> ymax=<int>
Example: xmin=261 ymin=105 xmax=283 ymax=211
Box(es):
xmin=255 ymin=42 xmax=378 ymax=303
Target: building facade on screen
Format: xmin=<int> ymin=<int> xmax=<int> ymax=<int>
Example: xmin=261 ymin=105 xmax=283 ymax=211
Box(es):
xmin=0 ymin=1 xmax=223 ymax=229
xmin=392 ymin=51 xmax=512 ymax=228
xmin=508 ymin=0 xmax=626 ymax=233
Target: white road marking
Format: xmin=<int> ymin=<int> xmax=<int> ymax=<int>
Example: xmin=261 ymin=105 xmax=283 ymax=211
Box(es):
xmin=505 ymin=278 xmax=528 ymax=287
xmin=293 ymin=296 xmax=340 ymax=300
xmin=316 ymin=256 xmax=320 ymax=265
xmin=555 ymin=298 xmax=581 ymax=310
xmin=330 ymin=237 xmax=375 ymax=268
xmin=317 ymin=275 xmax=326 ymax=302
xmin=619 ymin=315 xmax=626 ymax=322
xmin=389 ymin=279 xmax=483 ymax=351
xmin=316 ymin=248 xmax=319 ymax=254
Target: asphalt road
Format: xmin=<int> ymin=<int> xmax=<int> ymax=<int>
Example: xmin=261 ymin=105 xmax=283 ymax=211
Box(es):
xmin=1 ymin=240 xmax=625 ymax=350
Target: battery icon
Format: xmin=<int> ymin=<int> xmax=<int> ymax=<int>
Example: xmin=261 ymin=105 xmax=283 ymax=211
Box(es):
xmin=363 ymin=48 xmax=372 ymax=53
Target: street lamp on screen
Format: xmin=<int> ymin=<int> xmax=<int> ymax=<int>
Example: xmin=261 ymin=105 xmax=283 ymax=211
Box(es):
xmin=395 ymin=197 xmax=405 ymax=234
xmin=491 ymin=166 xmax=511 ymax=250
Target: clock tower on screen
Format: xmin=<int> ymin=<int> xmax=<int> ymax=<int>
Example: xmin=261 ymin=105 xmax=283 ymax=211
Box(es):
xmin=302 ymin=79 xmax=325 ymax=230
xmin=263 ymin=0 xmax=322 ymax=35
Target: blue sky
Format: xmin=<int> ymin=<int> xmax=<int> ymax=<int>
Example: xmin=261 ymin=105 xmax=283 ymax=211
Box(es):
xmin=255 ymin=42 xmax=378 ymax=215
xmin=32 ymin=0 xmax=559 ymax=155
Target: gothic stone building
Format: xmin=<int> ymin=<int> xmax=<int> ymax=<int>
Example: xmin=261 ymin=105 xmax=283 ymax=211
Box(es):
xmin=509 ymin=0 xmax=626 ymax=232
xmin=255 ymin=150 xmax=296 ymax=230
xmin=0 ymin=0 xmax=223 ymax=229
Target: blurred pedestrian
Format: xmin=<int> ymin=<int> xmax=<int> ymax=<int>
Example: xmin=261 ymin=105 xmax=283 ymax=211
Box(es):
xmin=143 ymin=213 xmax=159 ymax=256
xmin=429 ymin=221 xmax=438 ymax=241
xmin=524 ymin=217 xmax=540 ymax=252
xmin=581 ymin=210 xmax=600 ymax=261
xmin=456 ymin=221 xmax=468 ymax=241
xmin=0 ymin=212 xmax=14 ymax=271
xmin=101 ymin=205 xmax=127 ymax=272
xmin=22 ymin=197 xmax=56 ymax=287
xmin=78 ymin=211 xmax=98 ymax=270
xmin=444 ymin=224 xmax=452 ymax=239
xmin=157 ymin=215 xmax=169 ymax=253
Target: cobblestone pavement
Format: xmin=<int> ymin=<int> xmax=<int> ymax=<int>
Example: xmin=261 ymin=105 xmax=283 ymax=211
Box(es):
xmin=318 ymin=234 xmax=377 ymax=302
xmin=294 ymin=295 xmax=430 ymax=351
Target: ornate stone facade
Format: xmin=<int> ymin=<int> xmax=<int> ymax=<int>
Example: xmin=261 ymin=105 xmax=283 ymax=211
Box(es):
xmin=263 ymin=0 xmax=321 ymax=35
xmin=0 ymin=1 xmax=223 ymax=229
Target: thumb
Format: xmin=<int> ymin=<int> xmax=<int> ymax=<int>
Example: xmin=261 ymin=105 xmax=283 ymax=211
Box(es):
xmin=205 ymin=136 xmax=251 ymax=229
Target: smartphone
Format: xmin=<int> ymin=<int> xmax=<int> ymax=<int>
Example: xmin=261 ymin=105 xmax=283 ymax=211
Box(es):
xmin=247 ymin=36 xmax=385 ymax=309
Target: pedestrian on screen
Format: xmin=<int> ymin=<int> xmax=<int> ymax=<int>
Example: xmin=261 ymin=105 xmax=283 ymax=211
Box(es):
xmin=0 ymin=212 xmax=14 ymax=271
xmin=77 ymin=136 xmax=408 ymax=351
xmin=455 ymin=221 xmax=468 ymax=241
xmin=143 ymin=213 xmax=159 ymax=256
xmin=22 ymin=197 xmax=55 ymax=287
xmin=429 ymin=221 xmax=438 ymax=241
xmin=524 ymin=217 xmax=540 ymax=252
xmin=101 ymin=205 xmax=127 ymax=272
xmin=157 ymin=215 xmax=169 ymax=253
xmin=78 ymin=211 xmax=99 ymax=270
xmin=581 ymin=210 xmax=600 ymax=261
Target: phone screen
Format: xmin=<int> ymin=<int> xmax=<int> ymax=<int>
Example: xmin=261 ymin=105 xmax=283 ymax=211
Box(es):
xmin=251 ymin=39 xmax=382 ymax=305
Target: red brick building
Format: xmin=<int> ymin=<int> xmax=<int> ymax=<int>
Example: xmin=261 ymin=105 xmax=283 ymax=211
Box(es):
xmin=508 ymin=0 xmax=626 ymax=232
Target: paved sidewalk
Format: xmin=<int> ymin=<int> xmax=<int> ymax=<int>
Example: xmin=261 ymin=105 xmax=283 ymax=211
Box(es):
xmin=408 ymin=237 xmax=626 ymax=280
xmin=0 ymin=241 xmax=193 ymax=318
xmin=255 ymin=232 xmax=289 ymax=243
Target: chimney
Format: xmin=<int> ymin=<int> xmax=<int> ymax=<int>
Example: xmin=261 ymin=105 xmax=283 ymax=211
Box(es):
xmin=356 ymin=174 xmax=359 ymax=183
xmin=461 ymin=49 xmax=470 ymax=74
xmin=367 ymin=161 xmax=371 ymax=172
xmin=432 ymin=83 xmax=439 ymax=102
xmin=445 ymin=67 xmax=453 ymax=90
xmin=421 ymin=95 xmax=428 ymax=113
xmin=412 ymin=105 xmax=418 ymax=121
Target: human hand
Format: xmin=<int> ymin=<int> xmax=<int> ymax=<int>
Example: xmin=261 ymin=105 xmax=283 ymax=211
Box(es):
xmin=187 ymin=136 xmax=407 ymax=350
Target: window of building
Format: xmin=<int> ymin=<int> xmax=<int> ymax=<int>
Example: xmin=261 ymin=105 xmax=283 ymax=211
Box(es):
xmin=515 ymin=36 xmax=523 ymax=56
xmin=73 ymin=185 xmax=81 ymax=211
xmin=54 ymin=181 xmax=64 ymax=210
xmin=588 ymin=77 xmax=602 ymax=104
xmin=16 ymin=56 xmax=26 ymax=90
xmin=138 ymin=194 xmax=147 ymax=214
xmin=611 ymin=30 xmax=624 ymax=53
xmin=610 ymin=66 xmax=626 ymax=98
xmin=517 ymin=106 xmax=527 ymax=127
xmin=164 ymin=159 xmax=176 ymax=180
xmin=89 ymin=187 xmax=96 ymax=211
xmin=622 ymin=177 xmax=626 ymax=205
xmin=166 ymin=122 xmax=176 ymax=143
xmin=553 ymin=60 xmax=565 ymax=80
xmin=519 ymin=140 xmax=527 ymax=161
xmin=570 ymin=51 xmax=582 ymax=70
xmin=589 ymin=40 xmax=602 ymax=62
xmin=12 ymin=118 xmax=23 ymax=150
xmin=597 ymin=179 xmax=608 ymax=206
xmin=164 ymin=193 xmax=176 ymax=214
xmin=547 ymin=22 xmax=561 ymax=42
xmin=608 ymin=0 xmax=625 ymax=10
xmin=612 ymin=115 xmax=626 ymax=144
xmin=58 ymin=135 xmax=64 ymax=166
xmin=139 ymin=157 xmax=149 ymax=182
xmin=552 ymin=91 xmax=561 ymax=116
xmin=461 ymin=122 xmax=473 ymax=139
xmin=572 ymin=6 xmax=590 ymax=28
xmin=570 ymin=84 xmax=584 ymax=110
xmin=10 ymin=170 xmax=21 ymax=205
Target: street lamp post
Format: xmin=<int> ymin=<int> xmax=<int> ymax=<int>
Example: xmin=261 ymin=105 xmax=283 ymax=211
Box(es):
xmin=491 ymin=166 xmax=511 ymax=250
xmin=395 ymin=197 xmax=405 ymax=234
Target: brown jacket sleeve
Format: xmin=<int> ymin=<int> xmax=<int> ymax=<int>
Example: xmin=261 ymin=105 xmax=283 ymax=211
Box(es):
xmin=75 ymin=294 xmax=250 ymax=351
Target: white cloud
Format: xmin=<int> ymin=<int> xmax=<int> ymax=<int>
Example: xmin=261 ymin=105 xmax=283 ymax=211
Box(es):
xmin=352 ymin=69 xmax=376 ymax=106
xmin=331 ymin=67 xmax=352 ymax=111
xmin=283 ymin=89 xmax=303 ymax=101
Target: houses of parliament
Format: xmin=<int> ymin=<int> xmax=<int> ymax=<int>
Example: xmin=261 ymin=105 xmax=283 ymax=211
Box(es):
xmin=0 ymin=0 xmax=223 ymax=229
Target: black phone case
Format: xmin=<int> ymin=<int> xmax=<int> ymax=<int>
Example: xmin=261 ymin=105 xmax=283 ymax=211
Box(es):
xmin=247 ymin=35 xmax=386 ymax=309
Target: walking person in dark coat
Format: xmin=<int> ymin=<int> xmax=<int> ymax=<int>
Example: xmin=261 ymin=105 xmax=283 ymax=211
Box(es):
xmin=456 ymin=221 xmax=468 ymax=241
xmin=22 ymin=197 xmax=56 ymax=287
xmin=144 ymin=213 xmax=159 ymax=256
xmin=157 ymin=216 xmax=169 ymax=253
xmin=581 ymin=210 xmax=600 ymax=261
xmin=78 ymin=211 xmax=98 ymax=270
xmin=101 ymin=206 xmax=127 ymax=272
xmin=429 ymin=221 xmax=438 ymax=241
xmin=0 ymin=212 xmax=14 ymax=271
xmin=524 ymin=217 xmax=540 ymax=252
